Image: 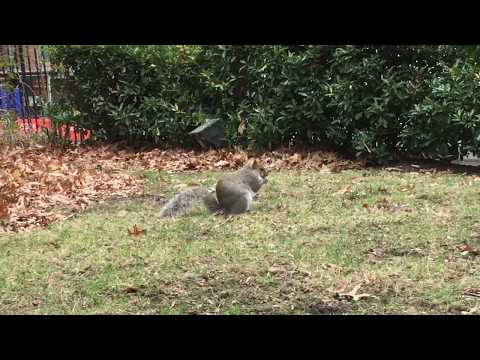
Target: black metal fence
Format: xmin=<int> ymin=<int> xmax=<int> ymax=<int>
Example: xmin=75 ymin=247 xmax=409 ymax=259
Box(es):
xmin=0 ymin=45 xmax=50 ymax=124
xmin=0 ymin=45 xmax=90 ymax=144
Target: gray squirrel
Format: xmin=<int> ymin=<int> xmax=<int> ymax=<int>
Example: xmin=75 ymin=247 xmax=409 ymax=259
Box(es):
xmin=159 ymin=159 xmax=268 ymax=218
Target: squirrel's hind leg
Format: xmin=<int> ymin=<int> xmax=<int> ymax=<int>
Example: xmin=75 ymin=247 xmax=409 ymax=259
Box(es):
xmin=225 ymin=192 xmax=253 ymax=215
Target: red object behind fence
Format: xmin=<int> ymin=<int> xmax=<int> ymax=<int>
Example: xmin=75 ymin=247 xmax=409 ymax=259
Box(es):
xmin=16 ymin=117 xmax=92 ymax=143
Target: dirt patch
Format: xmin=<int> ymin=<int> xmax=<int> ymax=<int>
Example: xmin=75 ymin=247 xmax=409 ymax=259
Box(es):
xmin=136 ymin=266 xmax=369 ymax=314
xmin=305 ymin=300 xmax=354 ymax=315
xmin=377 ymin=161 xmax=480 ymax=176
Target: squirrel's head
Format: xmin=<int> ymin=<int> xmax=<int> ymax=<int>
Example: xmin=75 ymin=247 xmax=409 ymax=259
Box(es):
xmin=243 ymin=158 xmax=268 ymax=183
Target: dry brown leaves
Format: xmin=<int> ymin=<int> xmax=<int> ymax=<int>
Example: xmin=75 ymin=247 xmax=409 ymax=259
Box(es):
xmin=331 ymin=283 xmax=378 ymax=302
xmin=0 ymin=143 xmax=361 ymax=233
xmin=0 ymin=144 xmax=142 ymax=233
xmin=128 ymin=224 xmax=147 ymax=236
xmin=97 ymin=146 xmax=360 ymax=173
xmin=456 ymin=244 xmax=480 ymax=256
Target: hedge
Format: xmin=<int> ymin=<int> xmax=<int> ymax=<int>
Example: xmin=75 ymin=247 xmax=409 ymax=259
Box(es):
xmin=45 ymin=45 xmax=480 ymax=163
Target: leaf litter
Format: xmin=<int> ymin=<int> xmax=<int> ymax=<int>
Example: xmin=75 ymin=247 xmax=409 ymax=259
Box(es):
xmin=0 ymin=143 xmax=362 ymax=233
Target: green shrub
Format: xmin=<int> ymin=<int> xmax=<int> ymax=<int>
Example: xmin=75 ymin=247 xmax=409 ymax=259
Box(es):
xmin=401 ymin=59 xmax=480 ymax=159
xmin=194 ymin=45 xmax=334 ymax=149
xmin=320 ymin=46 xmax=453 ymax=163
xmin=46 ymin=45 xmax=207 ymax=146
xmin=45 ymin=45 xmax=480 ymax=163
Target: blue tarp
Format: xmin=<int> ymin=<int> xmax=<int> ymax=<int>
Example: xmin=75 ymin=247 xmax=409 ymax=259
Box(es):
xmin=0 ymin=85 xmax=25 ymax=117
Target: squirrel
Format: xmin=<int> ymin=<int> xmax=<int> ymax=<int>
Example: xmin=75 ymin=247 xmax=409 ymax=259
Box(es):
xmin=159 ymin=158 xmax=268 ymax=218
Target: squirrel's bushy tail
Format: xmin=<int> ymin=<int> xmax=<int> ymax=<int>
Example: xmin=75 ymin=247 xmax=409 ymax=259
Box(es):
xmin=159 ymin=186 xmax=220 ymax=218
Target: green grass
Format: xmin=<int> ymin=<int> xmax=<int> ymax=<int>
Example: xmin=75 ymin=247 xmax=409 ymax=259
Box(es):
xmin=1 ymin=168 xmax=480 ymax=314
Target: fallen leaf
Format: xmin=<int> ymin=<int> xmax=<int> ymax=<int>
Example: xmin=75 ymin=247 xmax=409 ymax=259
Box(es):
xmin=334 ymin=186 xmax=351 ymax=196
xmin=289 ymin=153 xmax=302 ymax=164
xmin=457 ymin=244 xmax=479 ymax=256
xmin=368 ymin=248 xmax=385 ymax=257
xmin=214 ymin=160 xmax=230 ymax=168
xmin=463 ymin=288 xmax=480 ymax=298
xmin=123 ymin=286 xmax=139 ymax=294
xmin=128 ymin=224 xmax=146 ymax=236
xmin=268 ymin=266 xmax=286 ymax=274
xmin=182 ymin=272 xmax=206 ymax=283
xmin=186 ymin=181 xmax=201 ymax=187
xmin=333 ymin=283 xmax=378 ymax=302
xmin=319 ymin=165 xmax=332 ymax=173
xmin=0 ymin=200 xmax=9 ymax=219
xmin=461 ymin=305 xmax=480 ymax=315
